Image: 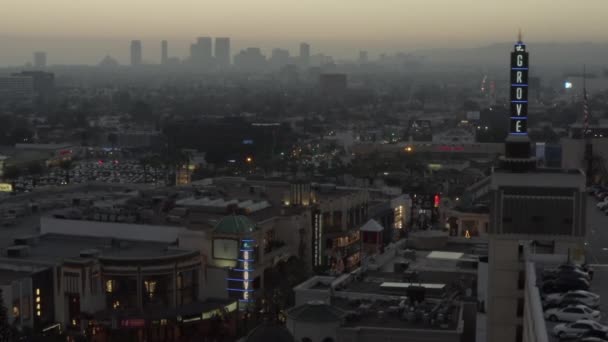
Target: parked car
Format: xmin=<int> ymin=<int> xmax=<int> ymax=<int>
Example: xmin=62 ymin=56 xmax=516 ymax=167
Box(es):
xmin=544 ymin=270 xmax=592 ymax=282
xmin=597 ymin=200 xmax=608 ymax=209
xmin=545 ymin=291 xmax=600 ymax=309
xmin=545 ymin=305 xmax=600 ymax=322
xmin=544 ymin=265 xmax=591 ymax=280
xmin=577 ymin=336 xmax=608 ymax=342
xmin=543 ymin=278 xmax=590 ymax=294
xmin=553 ymin=320 xmax=608 ymax=340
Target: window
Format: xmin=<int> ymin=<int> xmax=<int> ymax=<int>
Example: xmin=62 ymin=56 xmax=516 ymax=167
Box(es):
xmin=64 ymin=272 xmax=79 ymax=294
xmin=21 ymin=297 xmax=30 ymax=320
xmin=515 ymin=325 xmax=523 ymax=342
xmin=12 ymin=303 xmax=19 ymax=319
xmin=516 ymin=298 xmax=524 ymax=317
xmin=517 ymin=270 xmax=525 ymax=289
xmin=105 ymin=279 xmax=115 ymax=293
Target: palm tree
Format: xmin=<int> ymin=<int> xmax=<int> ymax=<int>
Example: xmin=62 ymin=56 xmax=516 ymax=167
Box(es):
xmin=0 ymin=288 xmax=12 ymax=342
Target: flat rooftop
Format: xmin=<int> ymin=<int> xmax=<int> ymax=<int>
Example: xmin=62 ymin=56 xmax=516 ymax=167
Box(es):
xmin=332 ymin=296 xmax=460 ymax=331
xmin=1 ymin=233 xmax=195 ymax=264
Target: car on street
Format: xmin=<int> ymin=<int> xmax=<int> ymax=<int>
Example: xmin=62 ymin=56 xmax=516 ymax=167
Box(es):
xmin=544 ymin=305 xmax=600 ymax=322
xmin=553 ymin=320 xmax=608 ymax=340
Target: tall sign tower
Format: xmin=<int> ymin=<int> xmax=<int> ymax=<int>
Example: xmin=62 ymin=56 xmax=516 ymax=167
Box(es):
xmin=502 ymin=31 xmax=536 ymax=171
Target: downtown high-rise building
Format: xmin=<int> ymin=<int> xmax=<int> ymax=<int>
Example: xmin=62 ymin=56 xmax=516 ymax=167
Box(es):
xmin=359 ymin=51 xmax=368 ymax=64
xmin=33 ymin=52 xmax=47 ymax=68
xmin=299 ymin=42 xmax=310 ymax=67
xmin=161 ymin=40 xmax=168 ymax=65
xmin=215 ymin=37 xmax=231 ymax=67
xmin=269 ymin=48 xmax=290 ymax=69
xmin=190 ymin=37 xmax=213 ymax=67
xmin=130 ymin=40 xmax=142 ymax=66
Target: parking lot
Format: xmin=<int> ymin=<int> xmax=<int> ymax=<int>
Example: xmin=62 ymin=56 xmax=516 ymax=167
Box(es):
xmin=545 ymin=195 xmax=608 ymax=341
xmin=10 ymin=159 xmax=168 ymax=193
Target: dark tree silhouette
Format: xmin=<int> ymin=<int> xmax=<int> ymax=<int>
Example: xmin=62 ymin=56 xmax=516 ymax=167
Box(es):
xmin=0 ymin=288 xmax=12 ymax=342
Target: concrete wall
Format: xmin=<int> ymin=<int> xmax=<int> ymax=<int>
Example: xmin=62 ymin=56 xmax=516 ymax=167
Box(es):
xmin=486 ymin=237 xmax=521 ymax=342
xmin=523 ymin=262 xmax=549 ymax=342
xmin=477 ymin=258 xmax=488 ymax=312
xmin=41 ymin=217 xmax=185 ymax=243
xmin=204 ymin=267 xmax=229 ymax=300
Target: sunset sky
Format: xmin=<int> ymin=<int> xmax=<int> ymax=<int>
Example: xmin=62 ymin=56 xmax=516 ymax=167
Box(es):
xmin=3 ymin=0 xmax=608 ymax=65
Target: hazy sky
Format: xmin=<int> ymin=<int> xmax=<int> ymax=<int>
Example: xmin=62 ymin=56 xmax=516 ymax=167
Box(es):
xmin=3 ymin=0 xmax=608 ymax=65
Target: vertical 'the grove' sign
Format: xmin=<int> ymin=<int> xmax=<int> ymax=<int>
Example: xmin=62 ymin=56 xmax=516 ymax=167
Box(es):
xmin=510 ymin=39 xmax=529 ymax=135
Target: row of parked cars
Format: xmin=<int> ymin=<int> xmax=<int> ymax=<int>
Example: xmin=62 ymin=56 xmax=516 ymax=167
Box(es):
xmin=591 ymin=186 xmax=608 ymax=216
xmin=541 ymin=264 xmax=605 ymax=341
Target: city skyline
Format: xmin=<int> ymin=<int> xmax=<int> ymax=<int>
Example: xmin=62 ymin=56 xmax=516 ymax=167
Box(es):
xmin=3 ymin=0 xmax=608 ymax=66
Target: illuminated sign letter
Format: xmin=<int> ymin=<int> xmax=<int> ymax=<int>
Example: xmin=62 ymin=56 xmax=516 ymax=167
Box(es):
xmin=517 ymin=55 xmax=523 ymax=67
xmin=516 ymin=121 xmax=523 ymax=133
xmin=516 ymin=104 xmax=523 ymax=116
xmin=516 ymin=88 xmax=522 ymax=99
xmin=516 ymin=71 xmax=522 ymax=83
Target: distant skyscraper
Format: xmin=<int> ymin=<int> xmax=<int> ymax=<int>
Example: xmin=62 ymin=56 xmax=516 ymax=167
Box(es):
xmin=161 ymin=40 xmax=168 ymax=65
xmin=234 ymin=48 xmax=267 ymax=71
xmin=33 ymin=52 xmax=46 ymax=68
xmin=130 ymin=40 xmax=142 ymax=66
xmin=215 ymin=37 xmax=231 ymax=67
xmin=359 ymin=51 xmax=368 ymax=64
xmin=299 ymin=42 xmax=310 ymax=67
xmin=190 ymin=37 xmax=212 ymax=67
xmin=270 ymin=48 xmax=290 ymax=69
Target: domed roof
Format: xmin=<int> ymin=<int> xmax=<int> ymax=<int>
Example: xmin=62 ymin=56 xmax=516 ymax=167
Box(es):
xmin=214 ymin=215 xmax=257 ymax=235
xmin=245 ymin=323 xmax=294 ymax=342
xmin=286 ymin=301 xmax=346 ymax=323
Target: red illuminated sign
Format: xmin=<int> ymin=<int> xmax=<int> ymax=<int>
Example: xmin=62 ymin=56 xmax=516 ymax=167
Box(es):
xmin=434 ymin=194 xmax=440 ymax=208
xmin=121 ymin=319 xmax=145 ymax=328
